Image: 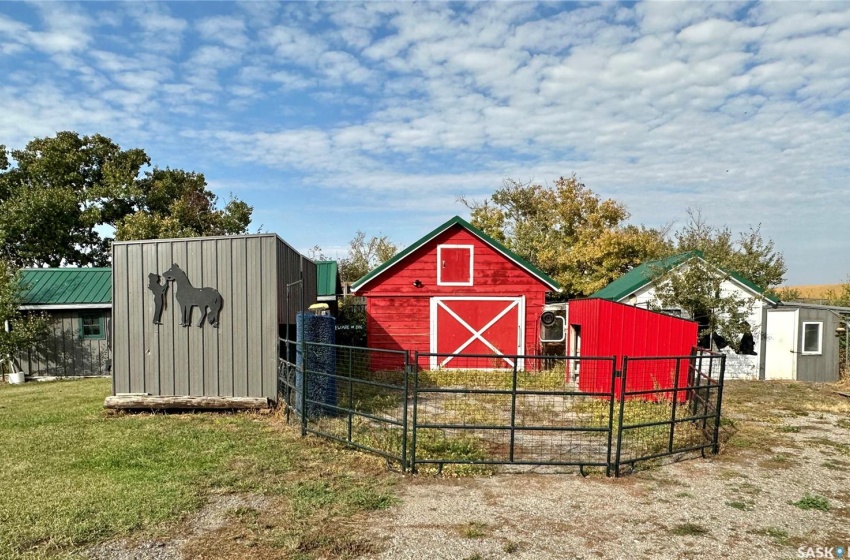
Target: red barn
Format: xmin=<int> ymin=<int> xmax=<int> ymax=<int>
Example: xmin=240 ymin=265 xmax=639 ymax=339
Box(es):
xmin=351 ymin=216 xmax=560 ymax=370
xmin=567 ymin=298 xmax=698 ymax=400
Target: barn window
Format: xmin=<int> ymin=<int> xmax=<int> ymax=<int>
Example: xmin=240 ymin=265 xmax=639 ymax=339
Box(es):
xmin=80 ymin=314 xmax=105 ymax=340
xmin=437 ymin=245 xmax=473 ymax=286
xmin=801 ymin=322 xmax=822 ymax=355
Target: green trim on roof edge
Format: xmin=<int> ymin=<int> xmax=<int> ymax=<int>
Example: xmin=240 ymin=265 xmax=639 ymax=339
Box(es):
xmin=589 ymin=252 xmax=699 ymax=302
xmin=351 ymin=216 xmax=561 ymax=292
xmin=589 ymin=250 xmax=779 ymax=305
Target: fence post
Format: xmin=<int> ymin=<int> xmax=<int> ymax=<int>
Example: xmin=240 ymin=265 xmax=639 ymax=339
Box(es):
xmin=614 ymin=356 xmax=629 ymax=477
xmin=712 ymin=354 xmax=727 ymax=454
xmin=605 ymin=356 xmax=617 ymax=477
xmin=401 ymin=351 xmax=410 ymax=472
xmin=691 ymin=349 xmax=703 ymax=418
xmin=300 ymin=343 xmax=308 ymax=437
xmin=700 ymin=352 xmax=714 ymax=438
xmin=509 ymin=358 xmax=518 ymax=463
xmin=347 ymin=346 xmax=354 ymax=444
xmin=410 ymin=351 xmax=420 ymax=474
xmin=667 ymin=358 xmax=682 ymax=452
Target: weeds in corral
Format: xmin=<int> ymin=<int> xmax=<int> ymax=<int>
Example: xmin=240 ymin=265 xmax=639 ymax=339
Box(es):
xmin=503 ymin=540 xmax=520 ymax=553
xmin=440 ymin=398 xmax=508 ymax=426
xmin=413 ymin=429 xmax=493 ymax=476
xmin=416 ymin=368 xmax=568 ymax=391
xmin=791 ymin=494 xmax=830 ymax=511
xmin=309 ymin=413 xmax=493 ymax=476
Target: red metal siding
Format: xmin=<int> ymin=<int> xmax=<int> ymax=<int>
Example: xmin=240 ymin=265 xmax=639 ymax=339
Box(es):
xmin=570 ymin=299 xmax=697 ymax=400
xmin=360 ymin=224 xmax=552 ymax=364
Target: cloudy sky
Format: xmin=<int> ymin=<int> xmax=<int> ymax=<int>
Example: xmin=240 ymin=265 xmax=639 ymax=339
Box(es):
xmin=1 ymin=1 xmax=848 ymax=284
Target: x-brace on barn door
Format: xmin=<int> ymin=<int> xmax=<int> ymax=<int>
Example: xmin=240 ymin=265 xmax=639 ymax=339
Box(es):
xmin=429 ymin=296 xmax=525 ymax=371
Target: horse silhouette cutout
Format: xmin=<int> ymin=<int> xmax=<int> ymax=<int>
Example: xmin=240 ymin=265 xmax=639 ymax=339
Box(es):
xmin=161 ymin=264 xmax=223 ymax=328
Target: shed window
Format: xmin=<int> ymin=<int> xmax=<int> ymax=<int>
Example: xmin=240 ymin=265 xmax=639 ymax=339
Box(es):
xmin=802 ymin=322 xmax=822 ymax=355
xmin=437 ymin=245 xmax=473 ymax=286
xmin=80 ymin=314 xmax=104 ymax=340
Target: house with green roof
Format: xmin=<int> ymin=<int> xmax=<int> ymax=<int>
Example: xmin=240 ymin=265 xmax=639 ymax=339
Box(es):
xmin=17 ymin=268 xmax=112 ymax=377
xmin=589 ymin=251 xmax=842 ymax=382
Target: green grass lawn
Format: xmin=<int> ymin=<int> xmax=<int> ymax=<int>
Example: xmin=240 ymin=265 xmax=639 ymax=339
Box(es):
xmin=0 ymin=379 xmax=396 ymax=560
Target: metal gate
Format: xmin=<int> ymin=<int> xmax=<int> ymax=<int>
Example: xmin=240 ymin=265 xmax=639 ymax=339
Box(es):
xmin=279 ymin=342 xmax=726 ymax=476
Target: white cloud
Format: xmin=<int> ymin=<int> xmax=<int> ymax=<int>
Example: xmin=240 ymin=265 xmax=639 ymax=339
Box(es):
xmin=0 ymin=1 xmax=848 ymax=282
xmin=124 ymin=3 xmax=187 ymax=54
xmin=196 ymin=15 xmax=249 ymax=49
xmin=265 ymin=25 xmax=328 ymax=66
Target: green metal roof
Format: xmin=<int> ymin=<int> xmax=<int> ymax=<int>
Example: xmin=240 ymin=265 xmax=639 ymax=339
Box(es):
xmin=590 ymin=252 xmax=698 ymax=301
xmin=589 ymin=251 xmax=779 ymax=305
xmin=351 ymin=216 xmax=561 ymax=292
xmin=19 ymin=268 xmax=112 ymax=306
xmin=316 ymin=260 xmax=341 ymax=298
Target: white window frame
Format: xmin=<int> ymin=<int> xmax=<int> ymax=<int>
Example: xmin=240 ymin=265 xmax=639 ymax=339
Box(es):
xmin=437 ymin=244 xmax=474 ymax=286
xmin=801 ymin=321 xmax=823 ymax=355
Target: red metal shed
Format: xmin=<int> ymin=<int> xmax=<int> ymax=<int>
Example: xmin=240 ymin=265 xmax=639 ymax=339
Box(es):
xmin=568 ymin=298 xmax=698 ymax=400
xmin=352 ymin=216 xmax=560 ymax=370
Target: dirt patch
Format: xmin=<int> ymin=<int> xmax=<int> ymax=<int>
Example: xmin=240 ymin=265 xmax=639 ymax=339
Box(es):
xmin=85 ymin=494 xmax=271 ymax=560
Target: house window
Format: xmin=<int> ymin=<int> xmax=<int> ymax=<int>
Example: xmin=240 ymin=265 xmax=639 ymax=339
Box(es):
xmin=80 ymin=314 xmax=105 ymax=340
xmin=437 ymin=245 xmax=473 ymax=286
xmin=801 ymin=322 xmax=822 ymax=355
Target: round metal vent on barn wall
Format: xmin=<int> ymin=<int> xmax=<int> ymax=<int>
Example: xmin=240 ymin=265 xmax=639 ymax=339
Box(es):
xmin=541 ymin=311 xmax=556 ymax=326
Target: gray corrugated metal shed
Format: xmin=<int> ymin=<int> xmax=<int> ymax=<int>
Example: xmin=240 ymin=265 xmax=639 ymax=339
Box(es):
xmin=20 ymin=268 xmax=112 ymax=307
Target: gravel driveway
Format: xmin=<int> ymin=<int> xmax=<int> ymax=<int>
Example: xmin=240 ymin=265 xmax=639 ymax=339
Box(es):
xmin=361 ymin=410 xmax=850 ymax=559
xmin=83 ymin=381 xmax=850 ymax=560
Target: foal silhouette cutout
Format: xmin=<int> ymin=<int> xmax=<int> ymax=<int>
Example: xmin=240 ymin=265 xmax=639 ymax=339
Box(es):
xmin=161 ymin=264 xmax=223 ymax=328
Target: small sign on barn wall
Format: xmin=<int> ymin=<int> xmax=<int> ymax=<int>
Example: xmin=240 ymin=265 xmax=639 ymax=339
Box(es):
xmin=148 ymin=263 xmax=223 ymax=328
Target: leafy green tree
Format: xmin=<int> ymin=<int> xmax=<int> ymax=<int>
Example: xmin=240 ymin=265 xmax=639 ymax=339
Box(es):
xmin=339 ymin=231 xmax=398 ymax=286
xmin=825 ymin=277 xmax=850 ymax=378
xmin=650 ymin=258 xmax=758 ymax=349
xmin=0 ymin=132 xmax=252 ymax=266
xmin=673 ymin=209 xmax=786 ymax=292
xmin=461 ymin=176 xmax=670 ymax=298
xmin=0 ymin=260 xmax=48 ymax=374
xmin=651 ymin=210 xmax=787 ymax=349
xmin=114 ymin=168 xmax=252 ymax=241
xmin=0 ymin=132 xmax=147 ymax=266
xmin=826 ymin=277 xmax=850 ymax=307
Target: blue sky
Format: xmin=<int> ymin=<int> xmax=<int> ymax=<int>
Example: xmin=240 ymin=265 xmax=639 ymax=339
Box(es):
xmin=1 ymin=1 xmax=848 ymax=285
